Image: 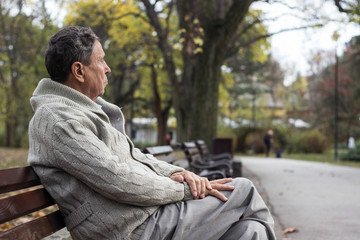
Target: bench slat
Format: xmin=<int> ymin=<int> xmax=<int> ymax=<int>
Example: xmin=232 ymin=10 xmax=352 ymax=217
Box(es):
xmin=0 ymin=167 xmax=40 ymax=194
xmin=144 ymin=145 xmax=173 ymax=155
xmin=196 ymin=140 xmax=210 ymax=156
xmin=0 ymin=188 xmax=55 ymax=224
xmin=0 ymin=210 xmax=65 ymax=240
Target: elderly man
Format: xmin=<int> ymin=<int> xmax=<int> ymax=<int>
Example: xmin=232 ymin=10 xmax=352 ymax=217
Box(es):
xmin=28 ymin=26 xmax=276 ymax=240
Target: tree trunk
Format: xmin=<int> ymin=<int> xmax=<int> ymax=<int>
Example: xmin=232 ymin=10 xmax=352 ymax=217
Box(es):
xmin=177 ymin=0 xmax=254 ymax=145
xmin=150 ymin=64 xmax=172 ymax=145
xmin=141 ymin=0 xmax=254 ymax=145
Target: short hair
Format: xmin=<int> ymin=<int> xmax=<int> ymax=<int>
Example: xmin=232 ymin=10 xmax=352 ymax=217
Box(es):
xmin=45 ymin=26 xmax=99 ymax=82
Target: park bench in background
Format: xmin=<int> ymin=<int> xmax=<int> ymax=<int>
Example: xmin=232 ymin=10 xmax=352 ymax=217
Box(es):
xmin=196 ymin=139 xmax=242 ymax=178
xmin=143 ymin=145 xmax=226 ymax=180
xmin=143 ymin=145 xmax=189 ymax=169
xmin=196 ymin=139 xmax=232 ymax=161
xmin=0 ymin=166 xmax=65 ymax=240
xmin=181 ymin=142 xmax=233 ymax=178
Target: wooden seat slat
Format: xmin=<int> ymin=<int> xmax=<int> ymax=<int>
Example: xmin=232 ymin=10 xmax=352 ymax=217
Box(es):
xmin=0 ymin=167 xmax=40 ymax=194
xmin=0 ymin=188 xmax=55 ymax=224
xmin=144 ymin=145 xmax=173 ymax=155
xmin=0 ymin=210 xmax=65 ymax=240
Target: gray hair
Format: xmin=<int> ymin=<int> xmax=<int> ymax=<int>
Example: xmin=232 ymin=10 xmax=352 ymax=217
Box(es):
xmin=45 ymin=26 xmax=99 ymax=82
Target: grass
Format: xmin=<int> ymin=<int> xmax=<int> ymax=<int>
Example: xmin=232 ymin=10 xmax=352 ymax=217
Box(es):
xmin=282 ymin=152 xmax=360 ymax=168
xmin=0 ymin=147 xmax=29 ymax=169
xmin=238 ymin=149 xmax=360 ymax=168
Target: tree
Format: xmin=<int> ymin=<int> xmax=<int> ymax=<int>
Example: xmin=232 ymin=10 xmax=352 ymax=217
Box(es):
xmin=0 ymin=0 xmax=57 ymax=147
xmin=333 ymin=0 xmax=360 ymax=22
xmin=307 ymin=42 xmax=360 ymax=140
xmin=140 ymin=0 xmax=265 ymax=145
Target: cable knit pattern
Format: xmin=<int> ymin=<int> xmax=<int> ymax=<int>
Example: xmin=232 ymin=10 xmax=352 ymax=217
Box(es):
xmin=28 ymin=78 xmax=193 ymax=240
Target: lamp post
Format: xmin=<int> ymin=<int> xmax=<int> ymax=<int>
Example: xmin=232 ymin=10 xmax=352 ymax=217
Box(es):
xmin=251 ymin=76 xmax=257 ymax=155
xmin=334 ymin=48 xmax=339 ymax=161
xmin=332 ymin=31 xmax=340 ymax=162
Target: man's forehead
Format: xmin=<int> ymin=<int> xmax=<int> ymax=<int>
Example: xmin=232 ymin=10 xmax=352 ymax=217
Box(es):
xmin=93 ymin=41 xmax=105 ymax=57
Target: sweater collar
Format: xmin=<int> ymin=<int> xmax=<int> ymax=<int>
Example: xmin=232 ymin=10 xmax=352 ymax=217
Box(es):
xmin=32 ymin=78 xmax=106 ymax=116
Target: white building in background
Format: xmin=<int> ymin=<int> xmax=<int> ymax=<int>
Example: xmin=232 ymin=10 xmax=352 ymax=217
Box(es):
xmin=125 ymin=117 xmax=177 ymax=144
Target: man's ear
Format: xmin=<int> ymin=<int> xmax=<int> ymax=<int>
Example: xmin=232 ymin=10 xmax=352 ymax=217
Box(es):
xmin=71 ymin=61 xmax=85 ymax=83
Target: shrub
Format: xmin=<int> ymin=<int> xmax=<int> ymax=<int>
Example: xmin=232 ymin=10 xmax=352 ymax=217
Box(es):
xmin=244 ymin=132 xmax=266 ymax=154
xmin=285 ymin=131 xmax=302 ymax=154
xmin=299 ymin=129 xmax=328 ymax=153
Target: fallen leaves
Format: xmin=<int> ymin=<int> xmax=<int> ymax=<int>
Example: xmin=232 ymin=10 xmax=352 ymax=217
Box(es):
xmin=282 ymin=227 xmax=298 ymax=234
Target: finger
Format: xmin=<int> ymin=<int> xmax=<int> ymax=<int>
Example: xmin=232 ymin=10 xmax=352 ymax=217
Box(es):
xmin=194 ymin=175 xmax=202 ymax=199
xmin=210 ymin=178 xmax=233 ymax=184
xmin=170 ymin=174 xmax=184 ymax=183
xmin=207 ymin=189 xmax=228 ymax=202
xmin=206 ymin=179 xmax=213 ymax=190
xmin=211 ymin=183 xmax=235 ymax=191
xmin=200 ymin=178 xmax=206 ymax=199
xmin=183 ymin=172 xmax=198 ymax=198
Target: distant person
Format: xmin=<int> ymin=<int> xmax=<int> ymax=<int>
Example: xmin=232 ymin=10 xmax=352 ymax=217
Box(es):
xmin=348 ymin=136 xmax=355 ymax=149
xmin=166 ymin=132 xmax=172 ymax=146
xmin=264 ymin=129 xmax=273 ymax=157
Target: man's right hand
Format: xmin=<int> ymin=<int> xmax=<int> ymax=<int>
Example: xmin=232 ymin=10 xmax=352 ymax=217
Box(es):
xmin=206 ymin=178 xmax=234 ymax=202
xmin=170 ymin=171 xmax=234 ymax=202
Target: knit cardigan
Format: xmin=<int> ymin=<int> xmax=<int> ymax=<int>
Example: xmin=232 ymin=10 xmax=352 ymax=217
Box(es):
xmin=28 ymin=78 xmax=193 ymax=240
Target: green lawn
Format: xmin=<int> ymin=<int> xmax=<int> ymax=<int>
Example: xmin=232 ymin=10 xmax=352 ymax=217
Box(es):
xmin=1 ymin=147 xmax=360 ymax=170
xmin=0 ymin=147 xmax=29 ymax=169
xmin=239 ymin=149 xmax=360 ymax=168
xmin=282 ymin=152 xmax=360 ymax=168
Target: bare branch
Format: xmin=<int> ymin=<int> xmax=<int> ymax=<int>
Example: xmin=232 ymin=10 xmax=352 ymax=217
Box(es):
xmin=334 ymin=0 xmax=352 ymax=13
xmin=245 ymin=24 xmax=323 ymax=47
xmin=110 ymin=11 xmax=150 ymax=23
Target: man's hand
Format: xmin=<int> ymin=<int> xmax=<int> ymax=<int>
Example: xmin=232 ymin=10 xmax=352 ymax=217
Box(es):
xmin=170 ymin=170 xmax=211 ymax=199
xmin=170 ymin=171 xmax=234 ymax=202
xmin=206 ymin=178 xmax=234 ymax=202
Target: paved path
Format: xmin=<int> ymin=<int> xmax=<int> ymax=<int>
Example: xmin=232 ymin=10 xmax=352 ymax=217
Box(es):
xmin=238 ymin=156 xmax=360 ymax=240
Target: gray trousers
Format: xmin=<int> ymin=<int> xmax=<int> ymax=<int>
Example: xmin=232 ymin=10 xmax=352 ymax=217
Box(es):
xmin=140 ymin=178 xmax=276 ymax=240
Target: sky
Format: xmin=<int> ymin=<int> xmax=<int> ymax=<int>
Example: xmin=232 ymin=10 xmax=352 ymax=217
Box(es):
xmin=251 ymin=0 xmax=360 ymax=86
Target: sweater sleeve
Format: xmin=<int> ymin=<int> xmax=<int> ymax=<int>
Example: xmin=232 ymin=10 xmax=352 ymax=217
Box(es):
xmin=130 ymin=146 xmax=185 ymax=177
xmin=51 ymin=119 xmax=193 ymax=206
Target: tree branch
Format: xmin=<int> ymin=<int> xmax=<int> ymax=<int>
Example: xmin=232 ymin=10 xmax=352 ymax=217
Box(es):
xmin=334 ymin=0 xmax=352 ymax=13
xmin=110 ymin=11 xmax=150 ymax=23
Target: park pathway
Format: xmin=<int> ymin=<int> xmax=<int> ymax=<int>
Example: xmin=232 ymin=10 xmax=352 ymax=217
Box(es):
xmin=239 ymin=156 xmax=360 ymax=240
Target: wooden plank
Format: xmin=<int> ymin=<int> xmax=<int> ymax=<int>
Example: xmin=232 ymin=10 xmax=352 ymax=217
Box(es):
xmin=183 ymin=142 xmax=196 ymax=148
xmin=0 ymin=210 xmax=65 ymax=240
xmin=0 ymin=167 xmax=40 ymax=194
xmin=196 ymin=140 xmax=209 ymax=156
xmin=0 ymin=188 xmax=55 ymax=224
xmin=144 ymin=146 xmax=173 ymax=156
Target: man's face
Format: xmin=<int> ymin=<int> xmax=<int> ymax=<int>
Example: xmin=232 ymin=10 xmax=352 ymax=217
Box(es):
xmin=83 ymin=40 xmax=111 ymax=101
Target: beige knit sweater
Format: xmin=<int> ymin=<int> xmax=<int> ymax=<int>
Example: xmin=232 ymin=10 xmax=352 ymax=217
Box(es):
xmin=28 ymin=79 xmax=193 ymax=240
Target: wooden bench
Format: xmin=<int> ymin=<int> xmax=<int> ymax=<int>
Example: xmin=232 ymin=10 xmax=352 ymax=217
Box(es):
xmin=143 ymin=145 xmax=189 ymax=169
xmin=0 ymin=166 xmax=65 ymax=240
xmin=181 ymin=142 xmax=233 ymax=179
xmin=196 ymin=140 xmax=242 ymax=177
xmin=195 ymin=140 xmax=232 ymax=160
xmin=144 ymin=145 xmax=226 ymax=180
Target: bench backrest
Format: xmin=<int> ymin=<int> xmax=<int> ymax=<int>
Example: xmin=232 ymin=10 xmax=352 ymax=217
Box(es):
xmin=0 ymin=166 xmax=65 ymax=240
xmin=143 ymin=145 xmax=178 ymax=163
xmin=181 ymin=142 xmax=203 ymax=164
xmin=195 ymin=140 xmax=210 ymax=157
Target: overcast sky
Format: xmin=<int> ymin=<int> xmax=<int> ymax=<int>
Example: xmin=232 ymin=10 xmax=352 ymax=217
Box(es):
xmin=251 ymin=0 xmax=360 ymax=85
